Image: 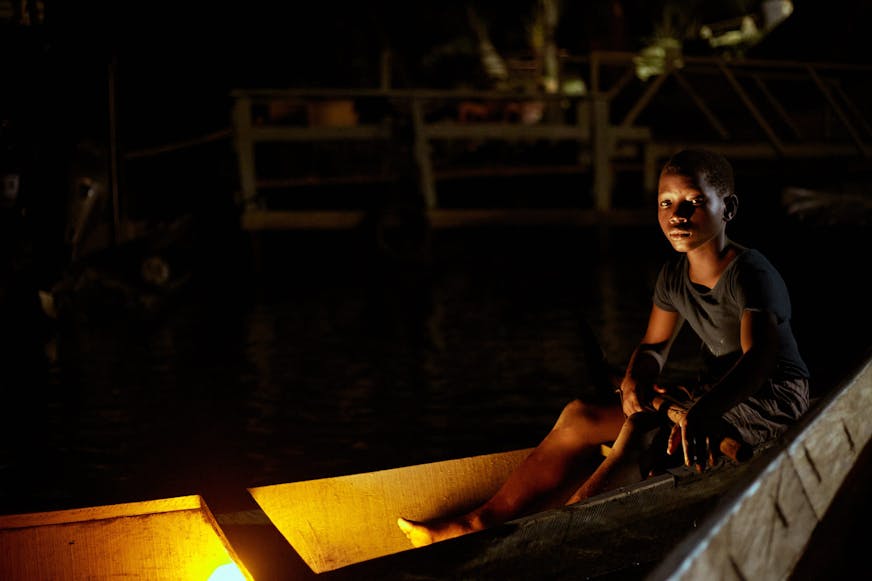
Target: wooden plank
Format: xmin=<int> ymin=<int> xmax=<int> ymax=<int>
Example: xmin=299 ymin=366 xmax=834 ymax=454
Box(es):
xmin=680 ymin=454 xmax=818 ymax=580
xmin=649 ymin=141 xmax=869 ymax=160
xmin=239 ymin=208 xmax=653 ymax=232
xmin=247 ymin=448 xmax=534 ymax=573
xmin=427 ymin=208 xmax=650 ymax=228
xmin=241 ymin=210 xmax=366 ymax=231
xmin=650 ymin=355 xmax=872 ymax=580
xmin=0 ymin=496 xmax=252 ymax=581
xmin=249 ymin=125 xmax=391 ymax=142
xmin=787 ymin=357 xmax=872 ymax=518
xmin=423 ymin=123 xmax=589 ymax=141
xmin=0 ymin=495 xmax=202 ymax=528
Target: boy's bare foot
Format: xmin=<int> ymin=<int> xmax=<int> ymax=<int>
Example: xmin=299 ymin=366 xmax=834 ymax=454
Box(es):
xmin=396 ymin=518 xmax=434 ymax=547
xmin=396 ymin=516 xmax=477 ymax=547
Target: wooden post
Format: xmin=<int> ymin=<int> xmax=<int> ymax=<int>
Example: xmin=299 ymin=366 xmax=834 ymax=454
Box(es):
xmin=380 ymin=47 xmax=392 ymax=91
xmin=591 ymin=95 xmax=613 ymax=212
xmin=107 ymin=57 xmax=122 ymax=246
xmin=643 ymin=143 xmax=658 ymax=198
xmin=651 ymin=357 xmax=872 ymax=580
xmin=411 ymin=98 xmax=437 ymax=210
xmin=232 ymin=96 xmax=258 ymax=208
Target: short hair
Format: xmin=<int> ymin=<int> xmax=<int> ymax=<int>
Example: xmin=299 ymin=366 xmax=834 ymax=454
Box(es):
xmin=661 ymin=149 xmax=734 ymax=198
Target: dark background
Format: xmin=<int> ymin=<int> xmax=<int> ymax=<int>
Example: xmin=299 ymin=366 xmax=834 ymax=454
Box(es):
xmin=1 ymin=1 xmax=871 ymax=579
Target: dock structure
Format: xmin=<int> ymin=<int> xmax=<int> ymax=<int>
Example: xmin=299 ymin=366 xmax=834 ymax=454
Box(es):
xmin=229 ymin=52 xmax=872 ymax=231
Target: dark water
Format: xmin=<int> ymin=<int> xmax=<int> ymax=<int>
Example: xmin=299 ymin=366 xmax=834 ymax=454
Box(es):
xmin=0 ymin=225 xmax=660 ymax=513
xmin=1 ymin=197 xmax=870 ymax=533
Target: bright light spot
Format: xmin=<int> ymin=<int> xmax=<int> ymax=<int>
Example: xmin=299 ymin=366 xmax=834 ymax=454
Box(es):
xmin=207 ymin=562 xmax=246 ymax=581
xmin=633 ymin=38 xmax=683 ymax=81
xmin=562 ymin=77 xmax=587 ymax=96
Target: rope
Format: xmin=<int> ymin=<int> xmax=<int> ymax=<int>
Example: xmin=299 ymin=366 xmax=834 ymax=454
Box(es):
xmin=123 ymin=127 xmax=233 ymax=160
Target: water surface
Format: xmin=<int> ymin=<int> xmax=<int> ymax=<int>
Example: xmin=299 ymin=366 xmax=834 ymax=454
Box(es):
xmin=1 ymin=207 xmax=869 ymax=520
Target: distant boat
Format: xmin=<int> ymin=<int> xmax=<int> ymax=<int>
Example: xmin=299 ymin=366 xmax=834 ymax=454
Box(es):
xmin=782 ymin=185 xmax=872 ymax=226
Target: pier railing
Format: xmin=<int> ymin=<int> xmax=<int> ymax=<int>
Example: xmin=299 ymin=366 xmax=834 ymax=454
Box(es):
xmin=229 ymin=51 xmax=872 ymax=230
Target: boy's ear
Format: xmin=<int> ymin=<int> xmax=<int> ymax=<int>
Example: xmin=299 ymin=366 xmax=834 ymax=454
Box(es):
xmin=723 ymin=194 xmax=738 ymax=221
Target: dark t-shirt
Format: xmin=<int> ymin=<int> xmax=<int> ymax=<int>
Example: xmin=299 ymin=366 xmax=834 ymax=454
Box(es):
xmin=652 ymin=245 xmax=809 ymax=383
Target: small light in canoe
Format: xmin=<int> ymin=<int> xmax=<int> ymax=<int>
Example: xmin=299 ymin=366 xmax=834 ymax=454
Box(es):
xmin=208 ymin=562 xmax=247 ymax=581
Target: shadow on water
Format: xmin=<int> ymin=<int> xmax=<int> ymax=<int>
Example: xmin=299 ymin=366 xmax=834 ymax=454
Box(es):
xmin=0 ymin=178 xmax=869 ymax=523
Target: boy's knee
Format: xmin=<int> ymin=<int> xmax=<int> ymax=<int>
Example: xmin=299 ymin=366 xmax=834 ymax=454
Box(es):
xmin=561 ymin=399 xmax=585 ymax=416
xmin=555 ymin=400 xmax=600 ymax=429
xmin=553 ymin=399 xmax=621 ymax=440
xmin=560 ymin=399 xmax=602 ymax=420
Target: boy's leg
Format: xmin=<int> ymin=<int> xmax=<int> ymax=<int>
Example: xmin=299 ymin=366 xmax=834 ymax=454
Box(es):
xmin=564 ymin=411 xmax=662 ymax=505
xmin=398 ymin=399 xmax=626 ymax=546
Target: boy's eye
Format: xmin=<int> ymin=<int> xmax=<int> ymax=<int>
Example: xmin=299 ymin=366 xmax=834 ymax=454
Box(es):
xmin=659 ymin=200 xmax=671 ymax=208
xmin=690 ymin=197 xmax=705 ymax=206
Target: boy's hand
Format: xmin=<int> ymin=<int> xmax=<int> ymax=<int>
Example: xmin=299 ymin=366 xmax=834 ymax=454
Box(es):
xmin=620 ymin=385 xmax=649 ymax=417
xmin=619 ymin=380 xmax=658 ymax=417
xmin=665 ymin=405 xmax=715 ymax=472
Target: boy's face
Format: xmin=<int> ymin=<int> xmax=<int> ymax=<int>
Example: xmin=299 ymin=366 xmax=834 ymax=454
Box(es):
xmin=657 ymin=171 xmax=735 ymax=254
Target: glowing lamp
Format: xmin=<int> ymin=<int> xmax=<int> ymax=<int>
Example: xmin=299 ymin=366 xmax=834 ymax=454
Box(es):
xmin=0 ymin=495 xmax=252 ymax=580
xmin=208 ymin=562 xmax=247 ymax=581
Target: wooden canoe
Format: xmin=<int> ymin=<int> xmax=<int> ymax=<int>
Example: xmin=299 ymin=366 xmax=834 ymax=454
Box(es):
xmin=225 ymin=353 xmax=872 ymax=580
xmin=2 ymin=358 xmax=866 ymax=580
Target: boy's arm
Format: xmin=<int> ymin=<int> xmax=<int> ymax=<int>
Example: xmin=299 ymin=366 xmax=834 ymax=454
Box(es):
xmin=619 ymin=305 xmax=682 ymax=417
xmin=679 ymin=309 xmax=779 ymax=469
xmin=692 ymin=309 xmax=779 ymax=417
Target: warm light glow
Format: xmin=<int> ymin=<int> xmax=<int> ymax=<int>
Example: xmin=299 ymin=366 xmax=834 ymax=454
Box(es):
xmin=208 ymin=562 xmax=247 ymax=581
xmin=0 ymin=496 xmax=254 ymax=581
xmin=248 ymin=448 xmax=534 ymax=572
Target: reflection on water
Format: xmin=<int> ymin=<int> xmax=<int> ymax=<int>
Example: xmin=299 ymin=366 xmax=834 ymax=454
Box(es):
xmin=1 ymin=217 xmax=869 ymax=516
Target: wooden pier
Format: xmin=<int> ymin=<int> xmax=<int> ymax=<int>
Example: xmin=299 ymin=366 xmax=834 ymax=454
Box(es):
xmin=228 ymin=52 xmax=872 ymax=231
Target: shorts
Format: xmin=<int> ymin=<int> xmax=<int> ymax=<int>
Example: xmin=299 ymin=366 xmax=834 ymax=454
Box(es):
xmin=619 ymin=376 xmax=810 ymax=474
xmin=720 ymin=376 xmax=810 ymax=446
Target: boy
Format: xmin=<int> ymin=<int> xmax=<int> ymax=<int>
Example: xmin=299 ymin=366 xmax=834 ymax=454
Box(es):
xmin=398 ymin=149 xmax=810 ymax=547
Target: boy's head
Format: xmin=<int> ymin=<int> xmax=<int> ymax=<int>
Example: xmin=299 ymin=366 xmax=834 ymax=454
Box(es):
xmin=660 ymin=149 xmax=735 ymax=199
xmin=657 ymin=149 xmax=738 ymax=253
